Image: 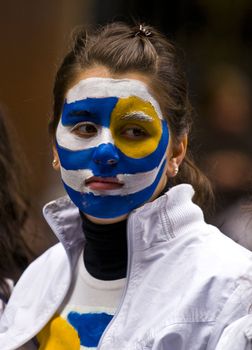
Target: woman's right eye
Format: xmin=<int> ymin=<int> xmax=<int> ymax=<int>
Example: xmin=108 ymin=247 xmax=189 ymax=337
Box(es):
xmin=71 ymin=122 xmax=98 ymax=138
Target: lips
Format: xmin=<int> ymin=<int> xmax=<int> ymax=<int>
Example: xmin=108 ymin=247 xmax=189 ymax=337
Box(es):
xmin=85 ymin=176 xmax=124 ymax=190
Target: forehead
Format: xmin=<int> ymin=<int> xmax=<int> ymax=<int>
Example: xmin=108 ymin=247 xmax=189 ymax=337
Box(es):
xmin=66 ymin=77 xmax=163 ymax=119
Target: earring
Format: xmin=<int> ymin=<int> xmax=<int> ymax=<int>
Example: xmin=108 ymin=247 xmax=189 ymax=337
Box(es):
xmin=174 ymin=165 xmax=179 ymax=176
xmin=168 ymin=158 xmax=179 ymax=177
xmin=171 ymin=158 xmax=179 ymax=176
xmin=52 ymin=159 xmax=58 ymax=167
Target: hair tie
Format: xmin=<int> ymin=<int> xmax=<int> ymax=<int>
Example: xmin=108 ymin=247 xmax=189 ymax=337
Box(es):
xmin=135 ymin=24 xmax=152 ymax=38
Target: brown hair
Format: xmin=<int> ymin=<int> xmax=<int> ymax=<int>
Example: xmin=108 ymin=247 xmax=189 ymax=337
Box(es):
xmin=0 ymin=107 xmax=32 ymax=302
xmin=49 ymin=21 xmax=214 ymax=212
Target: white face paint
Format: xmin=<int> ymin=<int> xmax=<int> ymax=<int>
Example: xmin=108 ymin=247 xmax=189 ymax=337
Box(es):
xmin=66 ymin=77 xmax=163 ymax=118
xmin=56 ymin=121 xmax=114 ymax=151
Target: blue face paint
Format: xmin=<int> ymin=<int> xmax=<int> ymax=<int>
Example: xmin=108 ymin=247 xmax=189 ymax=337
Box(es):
xmin=62 ymin=97 xmax=117 ymax=128
xmin=56 ymin=78 xmax=169 ymax=219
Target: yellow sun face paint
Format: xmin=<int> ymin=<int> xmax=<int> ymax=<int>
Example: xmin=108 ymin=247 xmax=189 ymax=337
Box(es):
xmin=37 ymin=315 xmax=80 ymax=350
xmin=110 ymin=96 xmax=162 ymax=159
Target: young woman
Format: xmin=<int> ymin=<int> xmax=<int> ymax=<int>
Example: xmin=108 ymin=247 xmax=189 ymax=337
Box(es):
xmin=1 ymin=21 xmax=252 ymax=350
xmin=0 ymin=107 xmax=31 ymax=317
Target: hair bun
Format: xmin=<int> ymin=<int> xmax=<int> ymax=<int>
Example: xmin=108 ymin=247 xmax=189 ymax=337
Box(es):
xmin=134 ymin=24 xmax=152 ymax=37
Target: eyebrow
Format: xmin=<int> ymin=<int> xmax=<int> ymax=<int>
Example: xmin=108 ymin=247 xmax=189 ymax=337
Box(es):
xmin=69 ymin=110 xmax=92 ymax=117
xmin=121 ymin=112 xmax=153 ymax=122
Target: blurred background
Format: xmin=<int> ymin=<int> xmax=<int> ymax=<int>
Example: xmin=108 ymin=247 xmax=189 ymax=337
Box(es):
xmin=0 ymin=0 xmax=252 ymax=255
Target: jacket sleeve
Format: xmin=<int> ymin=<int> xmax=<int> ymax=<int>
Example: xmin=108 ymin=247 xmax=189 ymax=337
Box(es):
xmin=214 ymin=315 xmax=252 ymax=350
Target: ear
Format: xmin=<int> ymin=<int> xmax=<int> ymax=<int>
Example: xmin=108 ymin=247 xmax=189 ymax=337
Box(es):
xmin=52 ymin=144 xmax=61 ymax=171
xmin=166 ymin=134 xmax=188 ymax=177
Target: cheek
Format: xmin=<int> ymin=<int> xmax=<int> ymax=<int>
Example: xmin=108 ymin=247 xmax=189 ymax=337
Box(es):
xmin=112 ymin=128 xmax=162 ymax=159
xmin=56 ymin=140 xmax=93 ymax=171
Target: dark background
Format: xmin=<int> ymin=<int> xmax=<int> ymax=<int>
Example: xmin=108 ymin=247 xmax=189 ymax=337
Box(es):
xmin=0 ymin=0 xmax=251 ymax=254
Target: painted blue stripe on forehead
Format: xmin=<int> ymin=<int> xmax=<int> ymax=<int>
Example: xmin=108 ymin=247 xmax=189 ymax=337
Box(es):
xmin=62 ymin=159 xmax=166 ymax=218
xmin=62 ymin=97 xmax=118 ymax=127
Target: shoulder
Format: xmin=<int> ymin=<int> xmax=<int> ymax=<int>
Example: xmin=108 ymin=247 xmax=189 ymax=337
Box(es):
xmin=7 ymin=243 xmax=69 ymax=305
xmin=0 ymin=243 xmax=73 ymax=343
xmin=200 ymin=223 xmax=252 ymax=273
xmin=15 ymin=243 xmax=68 ymax=282
xmin=184 ymin=222 xmax=252 ymax=297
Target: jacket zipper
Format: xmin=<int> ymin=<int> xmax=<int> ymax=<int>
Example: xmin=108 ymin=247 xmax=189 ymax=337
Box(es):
xmin=97 ymin=211 xmax=135 ymax=349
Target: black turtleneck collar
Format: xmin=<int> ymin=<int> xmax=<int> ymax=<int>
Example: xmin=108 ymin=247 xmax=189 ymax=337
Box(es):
xmin=80 ymin=182 xmax=170 ymax=281
xmin=81 ymin=213 xmax=127 ymax=281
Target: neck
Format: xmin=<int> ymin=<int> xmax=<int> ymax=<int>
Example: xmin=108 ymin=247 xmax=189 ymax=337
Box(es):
xmin=81 ymin=213 xmax=127 ymax=280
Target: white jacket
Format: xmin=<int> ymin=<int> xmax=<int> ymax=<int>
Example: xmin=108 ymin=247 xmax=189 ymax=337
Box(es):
xmin=1 ymin=184 xmax=252 ymax=350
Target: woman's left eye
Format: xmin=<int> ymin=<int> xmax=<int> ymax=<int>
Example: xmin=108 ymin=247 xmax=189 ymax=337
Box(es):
xmin=120 ymin=125 xmax=149 ymax=140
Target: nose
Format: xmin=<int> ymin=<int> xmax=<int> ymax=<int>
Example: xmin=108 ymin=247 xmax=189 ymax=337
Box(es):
xmin=93 ymin=143 xmax=119 ymax=166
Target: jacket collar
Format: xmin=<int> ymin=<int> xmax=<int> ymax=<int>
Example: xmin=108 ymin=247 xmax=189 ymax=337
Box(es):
xmin=43 ymin=195 xmax=84 ymax=266
xmin=128 ymin=184 xmax=204 ymax=250
xmin=43 ymin=184 xmax=204 ymax=253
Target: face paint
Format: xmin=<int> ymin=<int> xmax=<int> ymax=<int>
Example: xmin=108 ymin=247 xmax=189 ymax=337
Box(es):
xmin=56 ymin=77 xmax=169 ymax=219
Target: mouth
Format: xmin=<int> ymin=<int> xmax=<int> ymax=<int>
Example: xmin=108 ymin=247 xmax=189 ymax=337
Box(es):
xmin=85 ymin=176 xmax=124 ymax=190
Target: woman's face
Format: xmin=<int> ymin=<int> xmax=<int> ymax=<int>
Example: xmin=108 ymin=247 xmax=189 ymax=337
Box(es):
xmin=55 ymin=66 xmax=172 ymax=223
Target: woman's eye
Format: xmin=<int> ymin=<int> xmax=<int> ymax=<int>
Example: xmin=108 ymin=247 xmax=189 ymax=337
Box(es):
xmin=121 ymin=125 xmax=149 ymax=140
xmin=71 ymin=122 xmax=98 ymax=137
